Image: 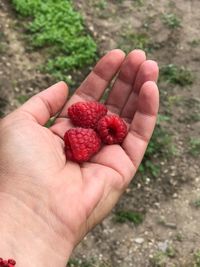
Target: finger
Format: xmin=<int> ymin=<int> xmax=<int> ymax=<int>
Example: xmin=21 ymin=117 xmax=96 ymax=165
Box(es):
xmin=133 ymin=60 xmax=159 ymax=94
xmin=50 ymin=117 xmax=72 ymax=139
xmin=105 ymin=50 xmax=146 ymax=114
xmin=121 ymin=60 xmax=159 ymax=121
xmin=19 ymin=82 xmax=68 ymax=125
xmin=58 ymin=49 xmax=125 ymax=117
xmin=122 ymin=81 xmax=159 ymax=170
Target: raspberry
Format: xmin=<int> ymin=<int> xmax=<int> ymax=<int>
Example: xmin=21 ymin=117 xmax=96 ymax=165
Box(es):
xmin=97 ymin=115 xmax=127 ymax=145
xmin=8 ymin=260 xmax=16 ymax=266
xmin=64 ymin=128 xmax=101 ymax=162
xmin=68 ymin=101 xmax=107 ymax=129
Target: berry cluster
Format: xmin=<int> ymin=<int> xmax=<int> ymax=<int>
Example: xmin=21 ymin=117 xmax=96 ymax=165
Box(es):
xmin=0 ymin=258 xmax=16 ymax=267
xmin=64 ymin=101 xmax=127 ymax=162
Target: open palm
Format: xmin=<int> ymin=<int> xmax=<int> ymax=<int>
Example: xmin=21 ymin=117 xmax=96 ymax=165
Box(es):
xmin=0 ymin=49 xmax=159 ymax=250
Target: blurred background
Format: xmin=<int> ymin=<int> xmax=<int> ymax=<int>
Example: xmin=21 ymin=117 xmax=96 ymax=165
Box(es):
xmin=0 ymin=0 xmax=200 ymax=266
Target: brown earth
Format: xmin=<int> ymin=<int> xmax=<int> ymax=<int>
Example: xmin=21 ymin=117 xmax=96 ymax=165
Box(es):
xmin=0 ymin=0 xmax=200 ymax=266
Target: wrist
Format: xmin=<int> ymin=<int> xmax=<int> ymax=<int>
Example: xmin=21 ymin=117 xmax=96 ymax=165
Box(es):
xmin=0 ymin=191 xmax=74 ymax=267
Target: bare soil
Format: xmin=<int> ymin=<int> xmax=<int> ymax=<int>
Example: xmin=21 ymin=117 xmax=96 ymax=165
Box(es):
xmin=0 ymin=0 xmax=200 ymax=266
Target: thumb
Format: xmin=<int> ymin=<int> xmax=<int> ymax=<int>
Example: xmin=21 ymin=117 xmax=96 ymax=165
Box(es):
xmin=18 ymin=81 xmax=68 ymax=125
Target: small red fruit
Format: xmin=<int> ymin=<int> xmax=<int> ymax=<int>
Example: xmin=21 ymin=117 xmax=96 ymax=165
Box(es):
xmin=64 ymin=128 xmax=101 ymax=162
xmin=68 ymin=101 xmax=107 ymax=129
xmin=8 ymin=260 xmax=16 ymax=266
xmin=97 ymin=115 xmax=127 ymax=144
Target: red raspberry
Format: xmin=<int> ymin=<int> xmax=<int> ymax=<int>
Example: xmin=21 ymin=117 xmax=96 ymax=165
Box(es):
xmin=64 ymin=128 xmax=101 ymax=162
xmin=68 ymin=101 xmax=107 ymax=129
xmin=8 ymin=260 xmax=16 ymax=266
xmin=97 ymin=115 xmax=127 ymax=145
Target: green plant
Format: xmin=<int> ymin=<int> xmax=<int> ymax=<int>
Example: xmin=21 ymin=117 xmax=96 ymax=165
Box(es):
xmin=162 ymin=13 xmax=181 ymax=29
xmin=139 ymin=114 xmax=173 ymax=177
xmin=0 ymin=97 xmax=8 ymax=117
xmin=193 ymin=250 xmax=200 ymax=267
xmin=160 ymin=64 xmax=194 ymax=86
xmin=166 ymin=246 xmax=176 ymax=258
xmin=17 ymin=94 xmax=30 ymax=104
xmin=175 ymin=232 xmax=183 ymax=242
xmin=114 ymin=210 xmax=144 ymax=225
xmin=151 ymin=247 xmax=176 ymax=267
xmin=96 ymin=0 xmax=107 ymax=9
xmin=133 ymin=0 xmax=144 ymax=6
xmin=178 ymin=98 xmax=200 ymax=123
xmin=150 ymin=251 xmax=167 ymax=267
xmin=12 ymin=0 xmax=97 ymax=83
xmin=0 ymin=31 xmax=6 ymax=54
xmin=118 ymin=31 xmax=153 ymax=53
xmin=68 ymin=259 xmax=94 ymax=267
xmin=192 ymin=199 xmax=200 ymax=208
xmin=189 ymin=39 xmax=200 ymax=47
xmin=189 ymin=138 xmax=200 ymax=157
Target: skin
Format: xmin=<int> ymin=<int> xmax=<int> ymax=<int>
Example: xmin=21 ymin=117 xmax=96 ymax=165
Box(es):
xmin=0 ymin=49 xmax=159 ymax=266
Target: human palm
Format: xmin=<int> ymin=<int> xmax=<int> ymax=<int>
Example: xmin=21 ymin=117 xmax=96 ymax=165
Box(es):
xmin=0 ymin=49 xmax=159 ymax=249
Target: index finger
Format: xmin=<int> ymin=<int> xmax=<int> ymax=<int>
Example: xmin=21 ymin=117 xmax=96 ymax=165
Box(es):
xmin=58 ymin=49 xmax=125 ymax=117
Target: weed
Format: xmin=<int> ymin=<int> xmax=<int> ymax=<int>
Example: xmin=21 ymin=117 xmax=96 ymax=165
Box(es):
xmin=17 ymin=94 xmax=30 ymax=104
xmin=68 ymin=259 xmax=94 ymax=267
xmin=189 ymin=39 xmax=200 ymax=47
xmin=0 ymin=31 xmax=6 ymax=53
xmin=175 ymin=232 xmax=183 ymax=242
xmin=166 ymin=246 xmax=176 ymax=258
xmin=192 ymin=199 xmax=200 ymax=208
xmin=160 ymin=64 xmax=194 ymax=86
xmin=167 ymin=95 xmax=182 ymax=107
xmin=162 ymin=13 xmax=181 ymax=29
xmin=118 ymin=31 xmax=153 ymax=53
xmin=44 ymin=118 xmax=55 ymax=128
xmin=0 ymin=43 xmax=6 ymax=54
xmin=68 ymin=259 xmax=111 ymax=267
xmin=133 ymin=0 xmax=144 ymax=6
xmin=12 ymin=0 xmax=97 ymax=83
xmin=0 ymin=97 xmax=8 ymax=117
xmin=150 ymin=251 xmax=167 ymax=267
xmin=114 ymin=210 xmax=144 ymax=225
xmin=193 ymin=250 xmax=200 ymax=267
xmin=96 ymin=0 xmax=107 ymax=9
xmin=151 ymin=246 xmax=176 ymax=267
xmin=189 ymin=138 xmax=200 ymax=157
xmin=178 ymin=98 xmax=200 ymax=123
xmin=0 ymin=31 xmax=5 ymax=40
xmin=139 ymin=114 xmax=174 ymax=177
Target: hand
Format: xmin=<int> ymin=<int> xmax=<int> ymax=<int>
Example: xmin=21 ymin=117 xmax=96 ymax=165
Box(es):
xmin=0 ymin=49 xmax=159 ymax=266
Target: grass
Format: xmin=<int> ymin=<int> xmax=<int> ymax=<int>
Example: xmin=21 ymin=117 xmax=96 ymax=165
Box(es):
xmin=12 ymin=0 xmax=97 ymax=84
xmin=160 ymin=64 xmax=194 ymax=86
xmin=162 ymin=13 xmax=181 ymax=29
xmin=189 ymin=138 xmax=200 ymax=157
xmin=114 ymin=210 xmax=144 ymax=225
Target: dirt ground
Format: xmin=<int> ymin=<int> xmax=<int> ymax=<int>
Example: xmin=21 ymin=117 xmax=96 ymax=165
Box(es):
xmin=0 ymin=0 xmax=200 ymax=266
